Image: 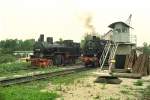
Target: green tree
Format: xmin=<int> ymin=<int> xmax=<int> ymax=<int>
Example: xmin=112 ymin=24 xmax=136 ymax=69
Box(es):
xmin=21 ymin=39 xmax=35 ymax=50
xmin=0 ymin=39 xmax=35 ymax=54
xmin=143 ymin=42 xmax=150 ymax=55
xmin=59 ymin=38 xmax=63 ymax=44
xmin=0 ymin=39 xmax=18 ymax=54
xmin=80 ymin=34 xmax=92 ymax=49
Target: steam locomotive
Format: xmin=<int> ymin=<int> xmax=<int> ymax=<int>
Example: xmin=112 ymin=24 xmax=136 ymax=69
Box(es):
xmin=30 ymin=34 xmax=80 ymax=67
xmin=81 ymin=36 xmax=108 ymax=67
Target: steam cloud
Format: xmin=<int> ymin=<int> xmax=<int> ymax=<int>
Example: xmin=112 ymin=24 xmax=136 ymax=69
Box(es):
xmin=84 ymin=14 xmax=96 ymax=35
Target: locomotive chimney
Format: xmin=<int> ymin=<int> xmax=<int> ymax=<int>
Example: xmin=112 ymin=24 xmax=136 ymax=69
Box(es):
xmin=38 ymin=34 xmax=44 ymax=42
xmin=47 ymin=37 xmax=53 ymax=44
xmin=93 ymin=36 xmax=96 ymax=40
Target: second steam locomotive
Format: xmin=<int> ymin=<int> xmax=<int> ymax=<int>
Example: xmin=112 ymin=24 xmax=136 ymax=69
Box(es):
xmin=81 ymin=36 xmax=107 ymax=67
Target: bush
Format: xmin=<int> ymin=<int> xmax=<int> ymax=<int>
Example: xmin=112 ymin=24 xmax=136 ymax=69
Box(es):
xmin=0 ymin=62 xmax=30 ymax=73
xmin=0 ymin=54 xmax=16 ymax=63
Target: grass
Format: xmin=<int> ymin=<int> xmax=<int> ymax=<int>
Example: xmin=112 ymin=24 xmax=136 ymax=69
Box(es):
xmin=93 ymin=95 xmax=101 ymax=99
xmin=101 ymin=83 xmax=106 ymax=89
xmin=0 ymin=62 xmax=63 ymax=77
xmin=141 ymin=85 xmax=150 ymax=100
xmin=48 ymin=70 xmax=91 ymax=85
xmin=0 ymin=86 xmax=59 ymax=100
xmin=120 ymin=85 xmax=133 ymax=95
xmin=133 ymin=80 xmax=143 ymax=86
xmin=93 ymin=95 xmax=121 ymax=100
xmin=0 ymin=62 xmax=30 ymax=71
xmin=135 ymin=85 xmax=150 ymax=100
xmin=54 ymin=83 xmax=63 ymax=91
xmin=0 ymin=68 xmax=92 ymax=100
xmin=120 ymin=89 xmax=130 ymax=94
xmin=0 ymin=62 xmax=30 ymax=75
xmin=0 ymin=78 xmax=60 ymax=100
xmin=105 ymin=97 xmax=120 ymax=100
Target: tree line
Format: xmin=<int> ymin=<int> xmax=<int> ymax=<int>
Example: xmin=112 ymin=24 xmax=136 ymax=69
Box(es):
xmin=0 ymin=39 xmax=35 ymax=63
xmin=0 ymin=39 xmax=35 ymax=55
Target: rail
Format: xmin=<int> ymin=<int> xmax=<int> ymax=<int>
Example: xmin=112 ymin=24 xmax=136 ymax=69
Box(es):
xmin=0 ymin=67 xmax=92 ymax=87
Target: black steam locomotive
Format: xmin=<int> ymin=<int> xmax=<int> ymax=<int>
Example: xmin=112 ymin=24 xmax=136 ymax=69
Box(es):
xmin=81 ymin=36 xmax=108 ymax=67
xmin=30 ymin=34 xmax=80 ymax=67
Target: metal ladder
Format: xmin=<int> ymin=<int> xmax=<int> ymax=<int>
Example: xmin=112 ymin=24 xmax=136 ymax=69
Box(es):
xmin=99 ymin=41 xmax=119 ymax=70
xmin=108 ymin=42 xmax=119 ymax=72
xmin=99 ymin=41 xmax=111 ymax=70
xmin=109 ymin=42 xmax=119 ymax=61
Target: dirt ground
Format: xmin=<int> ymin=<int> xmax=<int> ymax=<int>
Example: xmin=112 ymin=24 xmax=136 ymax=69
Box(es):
xmin=42 ymin=73 xmax=150 ymax=100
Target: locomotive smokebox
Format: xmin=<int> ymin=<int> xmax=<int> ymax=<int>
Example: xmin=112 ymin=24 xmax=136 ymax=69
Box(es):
xmin=38 ymin=34 xmax=44 ymax=42
xmin=47 ymin=37 xmax=53 ymax=44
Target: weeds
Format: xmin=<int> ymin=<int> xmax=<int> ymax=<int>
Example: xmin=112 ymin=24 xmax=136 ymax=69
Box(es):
xmin=120 ymin=89 xmax=130 ymax=94
xmin=120 ymin=85 xmax=132 ymax=95
xmin=55 ymin=84 xmax=63 ymax=91
xmin=0 ymin=62 xmax=63 ymax=77
xmin=86 ymin=83 xmax=92 ymax=87
xmin=93 ymin=95 xmax=101 ymax=99
xmin=136 ymin=85 xmax=150 ymax=100
xmin=133 ymin=80 xmax=143 ymax=86
xmin=122 ymin=84 xmax=129 ymax=88
xmin=49 ymin=71 xmax=90 ymax=85
xmin=0 ymin=62 xmax=30 ymax=73
xmin=101 ymin=83 xmax=106 ymax=89
xmin=105 ymin=97 xmax=120 ymax=100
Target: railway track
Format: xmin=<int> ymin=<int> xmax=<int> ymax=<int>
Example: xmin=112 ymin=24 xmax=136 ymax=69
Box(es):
xmin=0 ymin=67 xmax=92 ymax=87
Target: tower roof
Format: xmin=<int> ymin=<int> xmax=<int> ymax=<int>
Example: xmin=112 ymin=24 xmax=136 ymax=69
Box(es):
xmin=108 ymin=21 xmax=133 ymax=29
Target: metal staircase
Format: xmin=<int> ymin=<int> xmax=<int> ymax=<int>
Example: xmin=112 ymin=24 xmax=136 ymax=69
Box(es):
xmin=99 ymin=41 xmax=119 ymax=70
xmin=99 ymin=41 xmax=111 ymax=69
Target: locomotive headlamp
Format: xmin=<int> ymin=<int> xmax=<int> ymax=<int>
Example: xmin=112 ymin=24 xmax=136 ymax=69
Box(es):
xmin=35 ymin=49 xmax=40 ymax=51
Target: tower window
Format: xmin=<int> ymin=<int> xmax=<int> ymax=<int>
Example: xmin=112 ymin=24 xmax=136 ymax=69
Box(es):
xmin=116 ymin=29 xmax=121 ymax=33
xmin=122 ymin=27 xmax=127 ymax=32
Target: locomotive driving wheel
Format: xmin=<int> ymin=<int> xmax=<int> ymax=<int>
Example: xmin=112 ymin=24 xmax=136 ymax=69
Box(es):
xmin=54 ymin=55 xmax=61 ymax=65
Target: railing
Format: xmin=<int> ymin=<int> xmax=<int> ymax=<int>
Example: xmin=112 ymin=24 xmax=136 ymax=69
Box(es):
xmin=130 ymin=35 xmax=137 ymax=44
xmin=112 ymin=35 xmax=137 ymax=44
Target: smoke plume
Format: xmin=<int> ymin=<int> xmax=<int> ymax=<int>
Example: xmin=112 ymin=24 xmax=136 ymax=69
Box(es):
xmin=84 ymin=14 xmax=96 ymax=35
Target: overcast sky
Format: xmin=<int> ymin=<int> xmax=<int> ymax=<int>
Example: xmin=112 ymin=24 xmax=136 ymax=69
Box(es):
xmin=0 ymin=0 xmax=150 ymax=46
